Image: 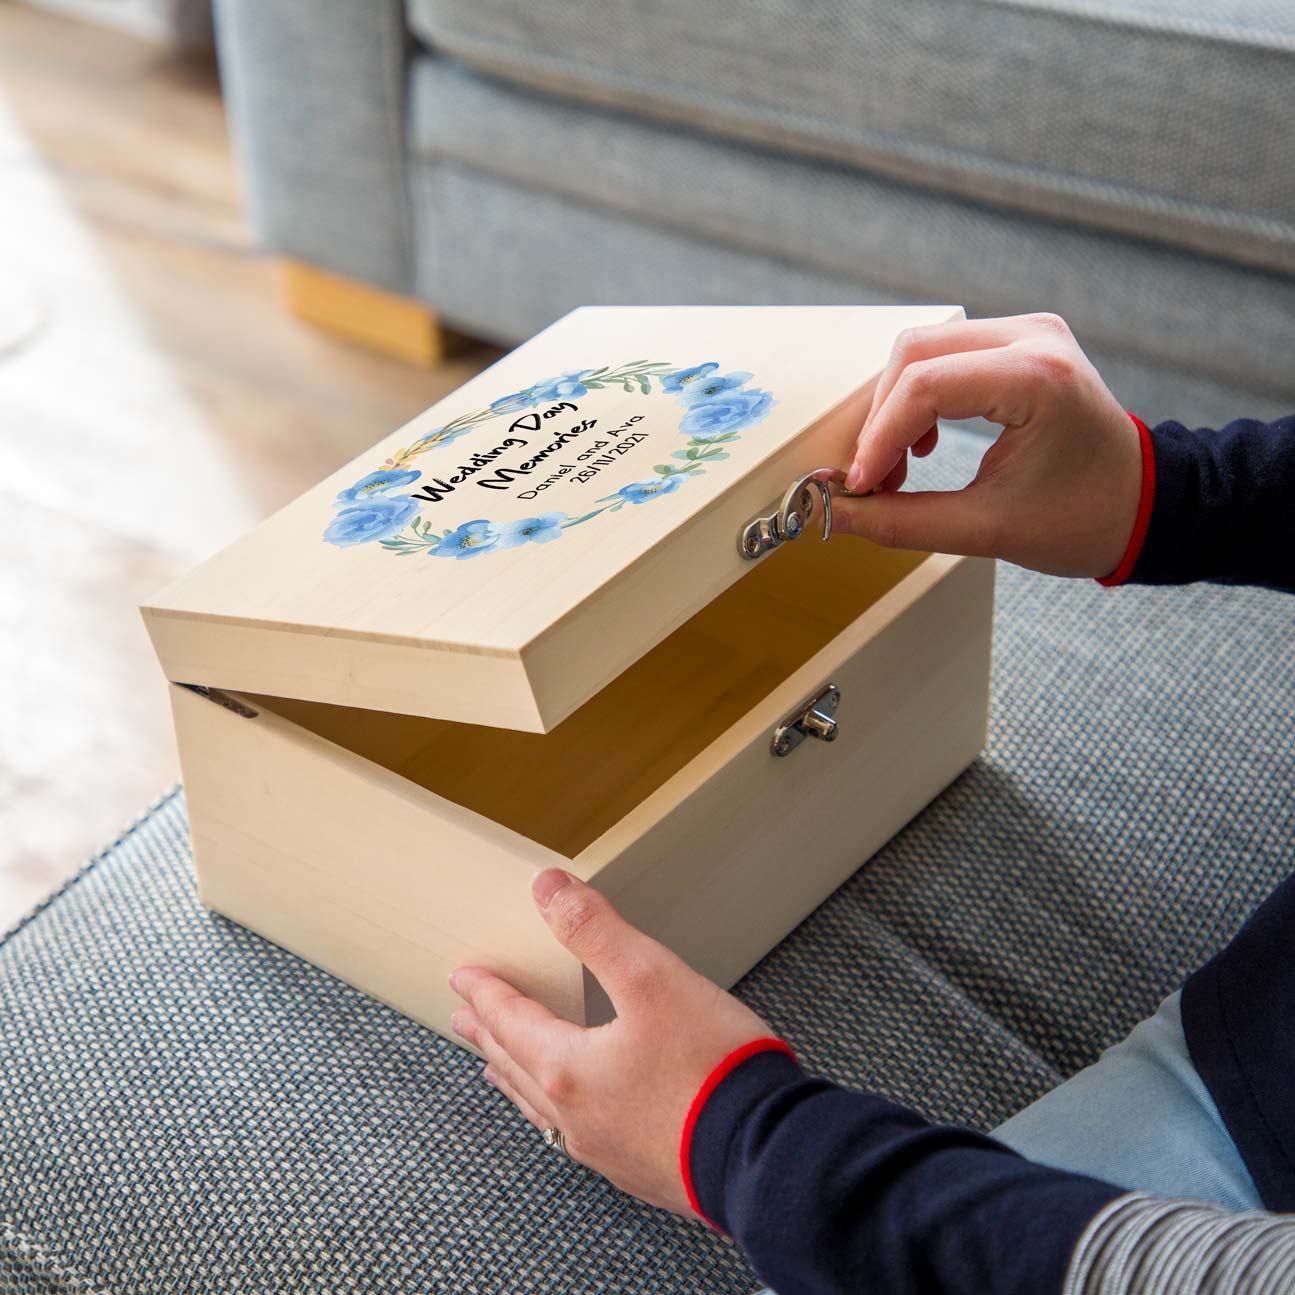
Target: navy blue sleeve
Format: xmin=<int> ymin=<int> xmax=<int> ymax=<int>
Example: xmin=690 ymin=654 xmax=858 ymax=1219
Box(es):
xmin=1131 ymin=415 xmax=1295 ymax=592
xmin=688 ymin=1049 xmax=1123 ymax=1295
xmin=1181 ymin=872 xmax=1295 ymax=1213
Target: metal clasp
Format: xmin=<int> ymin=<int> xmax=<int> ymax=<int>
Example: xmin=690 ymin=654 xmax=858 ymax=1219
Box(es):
xmin=739 ymin=471 xmax=832 ymax=561
xmin=178 ymin=683 xmax=259 ymax=719
xmin=771 ymin=683 xmax=841 ymax=757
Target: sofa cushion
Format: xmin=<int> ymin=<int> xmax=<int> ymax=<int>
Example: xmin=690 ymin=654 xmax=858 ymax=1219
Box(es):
xmin=407 ymin=0 xmax=1295 ymax=275
xmin=412 ymin=160 xmax=1290 ymax=429
xmin=409 ymin=58 xmax=1295 ymax=407
xmin=218 ymin=0 xmax=413 ymax=292
xmin=3 ymin=433 xmax=1295 ymax=1293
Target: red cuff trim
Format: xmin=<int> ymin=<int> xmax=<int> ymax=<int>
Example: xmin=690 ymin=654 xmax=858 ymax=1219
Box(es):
xmin=1097 ymin=413 xmax=1156 ymax=587
xmin=679 ymin=1036 xmax=795 ymax=1230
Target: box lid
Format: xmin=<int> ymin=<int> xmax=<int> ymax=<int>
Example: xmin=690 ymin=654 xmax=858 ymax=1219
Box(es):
xmin=142 ymin=305 xmax=962 ymax=732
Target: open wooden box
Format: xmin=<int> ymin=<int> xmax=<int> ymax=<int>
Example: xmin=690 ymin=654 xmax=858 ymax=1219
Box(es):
xmin=143 ymin=306 xmax=994 ymax=1040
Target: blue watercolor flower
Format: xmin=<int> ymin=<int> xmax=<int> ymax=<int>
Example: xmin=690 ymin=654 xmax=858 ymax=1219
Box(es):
xmin=677 ymin=370 xmax=754 ymax=406
xmin=333 ymin=468 xmax=422 ymax=507
xmin=489 ymin=392 xmax=533 ymax=412
xmin=617 ymin=476 xmax=684 ymax=505
xmin=494 ymin=513 xmax=566 ymax=549
xmin=323 ymin=496 xmax=419 ymax=547
xmin=488 ymin=370 xmax=595 ymax=410
xmin=662 ymin=363 xmax=718 ymax=394
xmin=679 ymin=387 xmax=774 ymax=440
xmin=430 ymin=519 xmax=500 ymax=559
xmin=527 ymin=369 xmax=596 ymax=402
xmin=412 ymin=424 xmax=474 ymax=451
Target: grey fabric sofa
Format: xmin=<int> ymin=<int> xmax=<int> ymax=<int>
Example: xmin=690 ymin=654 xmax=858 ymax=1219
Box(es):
xmin=214 ymin=0 xmax=1294 ymax=429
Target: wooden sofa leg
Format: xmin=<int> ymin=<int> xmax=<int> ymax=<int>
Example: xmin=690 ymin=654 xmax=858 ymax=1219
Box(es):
xmin=276 ymin=259 xmax=447 ymax=365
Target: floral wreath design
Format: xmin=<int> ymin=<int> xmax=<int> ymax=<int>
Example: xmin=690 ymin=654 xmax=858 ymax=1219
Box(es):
xmin=322 ymin=361 xmax=776 ymax=559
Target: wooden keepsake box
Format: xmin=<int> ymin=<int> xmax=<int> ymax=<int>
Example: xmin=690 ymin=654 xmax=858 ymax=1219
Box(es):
xmin=142 ymin=305 xmax=994 ymax=1041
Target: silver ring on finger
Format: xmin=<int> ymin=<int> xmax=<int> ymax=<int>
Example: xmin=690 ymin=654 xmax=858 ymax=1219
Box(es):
xmin=542 ymin=1126 xmax=570 ymax=1158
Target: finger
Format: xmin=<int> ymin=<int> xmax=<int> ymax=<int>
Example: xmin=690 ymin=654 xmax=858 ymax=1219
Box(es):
xmin=484 ymin=1064 xmax=548 ymax=1132
xmin=532 ymin=869 xmax=686 ymax=1013
xmin=831 ymin=485 xmax=1000 ymax=558
xmin=870 ymin=425 xmax=935 ymax=494
xmin=875 ymin=428 xmax=938 ymax=497
xmin=862 ymin=316 xmax=1032 ymax=437
xmin=848 ymin=350 xmax=1031 ymax=493
xmin=881 ymin=455 xmax=909 ymax=494
xmin=452 ymin=1004 xmax=557 ymax=1125
xmin=912 ymin=425 xmax=939 ymax=458
xmin=449 ymin=965 xmax=580 ymax=1076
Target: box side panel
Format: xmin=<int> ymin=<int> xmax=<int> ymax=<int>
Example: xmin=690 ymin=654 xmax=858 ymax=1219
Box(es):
xmin=586 ymin=556 xmax=995 ymax=993
xmin=169 ymin=685 xmax=586 ymax=1041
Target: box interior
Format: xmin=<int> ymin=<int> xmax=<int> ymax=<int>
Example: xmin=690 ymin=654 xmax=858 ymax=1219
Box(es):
xmin=250 ymin=539 xmax=929 ymax=858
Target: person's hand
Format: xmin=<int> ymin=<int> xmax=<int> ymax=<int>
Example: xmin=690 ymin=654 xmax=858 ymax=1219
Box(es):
xmin=449 ymin=869 xmax=774 ymax=1216
xmin=835 ymin=313 xmax=1144 ymax=578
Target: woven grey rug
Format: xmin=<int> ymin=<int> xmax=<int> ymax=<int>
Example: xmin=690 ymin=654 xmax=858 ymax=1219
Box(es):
xmin=2 ymin=430 xmax=1293 ymax=1294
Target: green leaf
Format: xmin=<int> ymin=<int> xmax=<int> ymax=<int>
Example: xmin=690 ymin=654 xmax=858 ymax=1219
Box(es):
xmin=652 ymin=464 xmax=673 ymax=475
xmin=564 ymin=507 xmax=608 ymax=527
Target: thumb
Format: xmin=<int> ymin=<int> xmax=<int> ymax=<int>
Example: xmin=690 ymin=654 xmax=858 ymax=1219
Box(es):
xmin=832 ymin=486 xmax=998 ymax=558
xmin=532 ymin=868 xmax=681 ymax=1010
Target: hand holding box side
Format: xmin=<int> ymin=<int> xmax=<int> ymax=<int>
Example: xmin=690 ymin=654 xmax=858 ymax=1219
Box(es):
xmin=448 ymin=868 xmax=776 ymax=1220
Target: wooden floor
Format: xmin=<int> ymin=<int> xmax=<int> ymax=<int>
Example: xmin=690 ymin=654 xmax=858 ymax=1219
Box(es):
xmin=0 ymin=3 xmax=500 ymax=931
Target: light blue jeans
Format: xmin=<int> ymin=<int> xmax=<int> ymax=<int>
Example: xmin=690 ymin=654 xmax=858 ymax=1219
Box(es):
xmin=992 ymin=990 xmax=1261 ymax=1210
xmin=755 ymin=992 xmax=1259 ymax=1294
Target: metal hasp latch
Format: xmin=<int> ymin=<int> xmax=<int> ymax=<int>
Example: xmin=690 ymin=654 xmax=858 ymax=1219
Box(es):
xmin=738 ymin=471 xmax=832 ymax=561
xmin=771 ymin=683 xmax=841 ymax=757
xmin=177 ymin=683 xmax=259 ymax=719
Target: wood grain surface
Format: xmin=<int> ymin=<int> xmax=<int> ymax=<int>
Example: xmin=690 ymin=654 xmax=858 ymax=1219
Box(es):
xmin=174 ymin=552 xmax=994 ymax=1042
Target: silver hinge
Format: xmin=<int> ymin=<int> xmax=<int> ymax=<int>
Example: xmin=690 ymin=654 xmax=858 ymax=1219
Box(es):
xmin=738 ymin=471 xmax=832 ymax=561
xmin=771 ymin=683 xmax=841 ymax=757
xmin=177 ymin=684 xmax=258 ymax=719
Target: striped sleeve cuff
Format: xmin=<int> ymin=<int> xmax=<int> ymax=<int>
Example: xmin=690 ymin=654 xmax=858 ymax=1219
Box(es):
xmin=1064 ymin=1192 xmax=1295 ymax=1292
